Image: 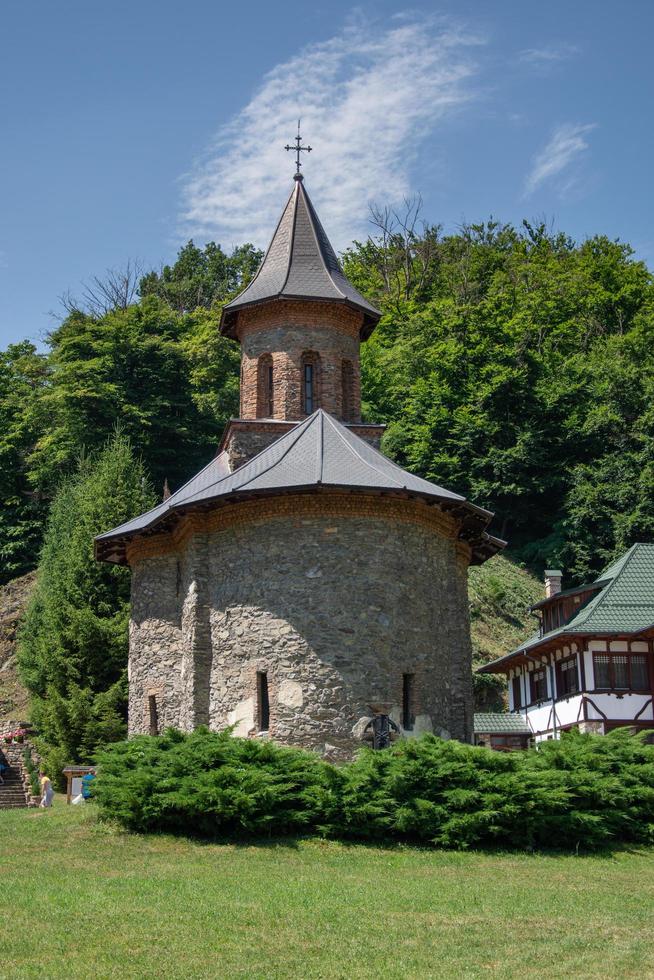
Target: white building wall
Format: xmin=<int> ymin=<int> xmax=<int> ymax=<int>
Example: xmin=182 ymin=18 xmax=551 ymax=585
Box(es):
xmin=508 ymin=637 xmax=653 ymax=739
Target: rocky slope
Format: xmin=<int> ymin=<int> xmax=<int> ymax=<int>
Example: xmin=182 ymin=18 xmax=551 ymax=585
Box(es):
xmin=0 ymin=572 xmax=36 ymax=729
xmin=469 ymin=555 xmax=543 ymax=709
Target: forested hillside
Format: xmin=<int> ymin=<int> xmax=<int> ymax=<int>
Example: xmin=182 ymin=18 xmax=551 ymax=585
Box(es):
xmin=10 ymin=213 xmax=650 ymax=760
xmin=2 ymin=215 xmax=652 ymax=590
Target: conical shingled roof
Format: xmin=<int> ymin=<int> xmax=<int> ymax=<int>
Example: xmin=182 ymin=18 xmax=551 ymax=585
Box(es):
xmin=220 ymin=180 xmax=381 ymax=339
xmin=96 ymin=410 xmax=504 ymax=565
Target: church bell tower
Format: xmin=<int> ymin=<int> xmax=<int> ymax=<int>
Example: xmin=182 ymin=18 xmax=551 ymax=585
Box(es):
xmin=218 ymin=130 xmax=384 ymax=467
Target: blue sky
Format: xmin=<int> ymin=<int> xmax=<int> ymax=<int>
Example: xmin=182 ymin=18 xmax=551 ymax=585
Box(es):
xmin=1 ymin=0 xmax=652 ymax=347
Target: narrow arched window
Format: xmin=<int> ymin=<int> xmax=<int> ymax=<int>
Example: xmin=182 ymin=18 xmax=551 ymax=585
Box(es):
xmin=148 ymin=695 xmax=159 ymax=736
xmin=402 ymin=673 xmax=414 ymax=730
xmin=301 ymin=352 xmax=321 ymax=415
xmin=341 ymin=359 xmax=354 ymax=422
xmin=257 ymin=671 xmax=270 ymax=732
xmin=257 ymin=354 xmax=274 ymax=418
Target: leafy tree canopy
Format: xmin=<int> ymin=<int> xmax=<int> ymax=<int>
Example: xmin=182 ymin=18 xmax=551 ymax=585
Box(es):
xmin=139 ymin=240 xmax=262 ymax=312
xmin=1 ymin=217 xmax=653 ymax=588
xmin=0 ymin=342 xmax=50 ymax=580
xmin=344 ymin=217 xmax=654 ymax=580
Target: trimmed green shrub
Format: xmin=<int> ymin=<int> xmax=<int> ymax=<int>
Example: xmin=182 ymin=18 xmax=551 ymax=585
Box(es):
xmin=93 ymin=728 xmax=654 ymax=850
xmin=338 ymin=729 xmax=654 ymax=850
xmin=94 ymin=727 xmax=338 ymax=837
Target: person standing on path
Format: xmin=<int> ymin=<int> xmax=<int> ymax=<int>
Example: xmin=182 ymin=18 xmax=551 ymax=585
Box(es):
xmin=39 ymin=771 xmax=54 ymax=808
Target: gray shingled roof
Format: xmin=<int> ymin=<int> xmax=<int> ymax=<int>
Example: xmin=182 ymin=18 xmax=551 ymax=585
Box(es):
xmin=96 ymin=409 xmax=504 ymax=565
xmin=220 ymin=179 xmax=381 ymax=338
xmin=474 ymin=713 xmax=531 ymax=734
xmin=480 ymin=543 xmax=654 ymax=672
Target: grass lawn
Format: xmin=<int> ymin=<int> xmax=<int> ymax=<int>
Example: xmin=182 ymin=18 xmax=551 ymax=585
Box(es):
xmin=1 ymin=801 xmax=653 ymax=979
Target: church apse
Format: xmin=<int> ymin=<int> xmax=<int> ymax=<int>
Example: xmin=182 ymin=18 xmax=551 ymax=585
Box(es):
xmin=125 ymin=494 xmax=475 ymax=756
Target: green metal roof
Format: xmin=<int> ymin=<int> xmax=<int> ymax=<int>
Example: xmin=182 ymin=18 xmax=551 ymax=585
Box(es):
xmin=480 ymin=543 xmax=654 ymax=672
xmin=474 ymin=713 xmax=531 ymax=734
xmin=563 ymin=543 xmax=654 ymax=634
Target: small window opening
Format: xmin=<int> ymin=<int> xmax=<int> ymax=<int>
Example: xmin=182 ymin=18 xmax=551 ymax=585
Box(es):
xmin=530 ymin=668 xmax=548 ymax=703
xmin=511 ymin=675 xmax=522 ymax=710
xmin=402 ymin=673 xmax=414 ymax=730
xmin=257 ymin=672 xmax=270 ymax=732
xmin=148 ymin=695 xmax=159 ymax=736
xmin=267 ymin=364 xmax=274 ymax=416
xmin=341 ymin=360 xmax=354 ymax=422
xmin=304 ymin=363 xmax=314 ymax=414
xmin=301 ymin=352 xmax=321 ymax=415
xmin=257 ymin=355 xmax=274 ymax=418
xmin=175 ymin=560 xmax=181 ymax=597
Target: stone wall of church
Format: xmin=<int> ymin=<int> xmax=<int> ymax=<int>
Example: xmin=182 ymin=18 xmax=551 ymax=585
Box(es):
xmin=128 ymin=554 xmax=185 ymax=735
xmin=237 ymin=300 xmax=363 ymax=422
xmin=127 ymin=494 xmax=474 ymax=757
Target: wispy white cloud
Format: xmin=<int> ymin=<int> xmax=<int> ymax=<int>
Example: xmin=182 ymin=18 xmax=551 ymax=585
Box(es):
xmin=180 ymin=16 xmax=484 ymax=251
xmin=518 ymin=42 xmax=579 ymax=67
xmin=524 ymin=122 xmax=597 ymax=196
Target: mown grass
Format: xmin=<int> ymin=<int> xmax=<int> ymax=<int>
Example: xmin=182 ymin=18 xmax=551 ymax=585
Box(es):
xmin=1 ymin=801 xmax=653 ymax=979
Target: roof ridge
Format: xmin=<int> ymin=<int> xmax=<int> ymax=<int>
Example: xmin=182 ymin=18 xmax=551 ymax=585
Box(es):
xmin=597 ymin=542 xmax=638 ymax=582
xmin=324 ymin=413 xmax=407 ymax=490
xmin=173 ymin=414 xmax=316 ymax=506
xmin=278 ymin=181 xmax=300 ymax=297
xmin=159 ymin=450 xmax=230 ymax=510
xmin=317 ymin=409 xmax=324 ymax=484
xmin=298 ymin=183 xmax=346 ymax=301
xmin=224 ymin=184 xmax=295 ymax=310
xmin=562 ymin=547 xmax=642 ymax=631
xmin=231 ymin=411 xmax=322 ymax=494
xmin=595 ymin=544 xmax=642 ymax=606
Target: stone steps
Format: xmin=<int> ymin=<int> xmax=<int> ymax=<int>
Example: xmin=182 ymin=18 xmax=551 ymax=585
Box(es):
xmin=0 ymin=766 xmax=29 ymax=808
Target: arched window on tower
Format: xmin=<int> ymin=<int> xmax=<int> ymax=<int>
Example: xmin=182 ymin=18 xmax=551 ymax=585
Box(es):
xmin=257 ymin=354 xmax=274 ymax=418
xmin=341 ymin=359 xmax=354 ymax=422
xmin=301 ymin=352 xmax=321 ymax=415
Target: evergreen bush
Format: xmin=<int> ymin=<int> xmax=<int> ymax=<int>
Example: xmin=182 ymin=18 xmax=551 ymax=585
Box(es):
xmin=93 ymin=728 xmax=654 ymax=851
xmin=94 ymin=727 xmax=338 ymax=837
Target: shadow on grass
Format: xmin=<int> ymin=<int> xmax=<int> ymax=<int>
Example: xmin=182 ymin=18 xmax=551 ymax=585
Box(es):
xmin=92 ymin=811 xmax=646 ymax=861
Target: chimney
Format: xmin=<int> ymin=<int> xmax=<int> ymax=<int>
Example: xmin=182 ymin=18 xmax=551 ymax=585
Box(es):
xmin=544 ymin=569 xmax=562 ymax=598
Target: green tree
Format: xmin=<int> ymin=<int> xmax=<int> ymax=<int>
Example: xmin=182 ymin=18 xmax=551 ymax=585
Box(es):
xmin=139 ymin=240 xmax=262 ymax=312
xmin=28 ymin=299 xmax=240 ymax=498
xmin=18 ymin=432 xmax=156 ymax=779
xmin=345 ymin=219 xmax=654 ymax=581
xmin=0 ymin=342 xmax=50 ymax=583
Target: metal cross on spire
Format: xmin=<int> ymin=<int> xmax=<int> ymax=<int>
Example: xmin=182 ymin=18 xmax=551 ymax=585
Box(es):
xmin=285 ymin=120 xmax=312 ymax=181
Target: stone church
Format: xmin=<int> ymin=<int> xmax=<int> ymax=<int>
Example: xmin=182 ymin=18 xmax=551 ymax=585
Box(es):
xmin=96 ymin=169 xmax=503 ymax=758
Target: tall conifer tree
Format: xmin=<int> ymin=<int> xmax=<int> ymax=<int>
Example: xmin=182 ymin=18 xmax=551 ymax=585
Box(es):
xmin=18 ymin=431 xmax=155 ymax=778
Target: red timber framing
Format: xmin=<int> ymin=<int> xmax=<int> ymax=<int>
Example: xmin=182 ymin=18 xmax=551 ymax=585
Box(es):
xmin=501 ymin=632 xmax=654 ymax=740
